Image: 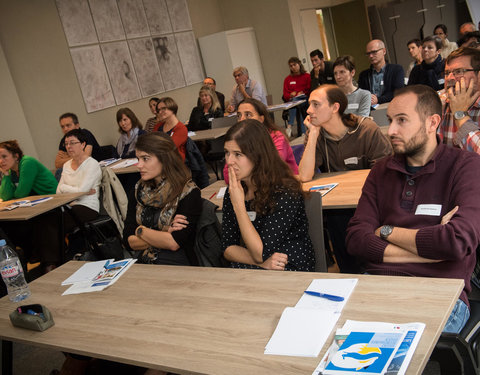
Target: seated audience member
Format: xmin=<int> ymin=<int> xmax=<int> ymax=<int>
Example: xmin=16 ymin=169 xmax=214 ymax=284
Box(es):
xmin=55 ymin=112 xmax=101 ymax=169
xmin=434 ymin=24 xmax=458 ymax=59
xmin=333 ymin=55 xmax=371 ymax=117
xmin=283 ymin=56 xmax=311 ymax=136
xmin=439 ymin=47 xmax=480 ymax=153
xmin=298 ymin=85 xmax=392 ymax=181
xmin=458 ymin=31 xmax=480 ymax=49
xmin=153 ymin=97 xmax=188 ymax=161
xmin=188 ymin=85 xmax=224 ymax=131
xmin=298 ymin=85 xmax=392 ymax=273
xmin=0 ymin=140 xmax=57 ymax=200
xmin=222 ymin=120 xmax=315 ymax=271
xmin=115 ymin=108 xmax=146 ymax=159
xmin=406 ymin=39 xmax=423 ymax=78
xmin=227 ymin=66 xmax=267 ymax=112
xmin=359 ymin=39 xmax=405 ymax=105
xmin=123 ymin=132 xmax=201 ymax=266
xmin=46 ymin=129 xmax=102 ymax=271
xmin=347 ymin=85 xmax=480 ymax=333
xmin=223 ymin=98 xmax=298 ymax=183
xmin=460 ymin=22 xmax=477 ymax=38
xmin=197 ymin=77 xmax=225 ymax=112
xmin=408 ymin=36 xmax=445 ymax=91
xmin=145 ymin=97 xmax=160 ymax=132
xmin=309 ymin=49 xmax=335 ymax=91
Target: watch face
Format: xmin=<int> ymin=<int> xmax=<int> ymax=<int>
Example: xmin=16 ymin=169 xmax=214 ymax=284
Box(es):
xmin=380 ymin=225 xmax=393 ymax=239
xmin=454 ymin=111 xmax=466 ymax=120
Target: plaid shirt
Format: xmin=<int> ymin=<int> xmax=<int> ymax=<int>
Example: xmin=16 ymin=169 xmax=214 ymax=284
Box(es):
xmin=439 ymin=96 xmax=480 ymax=154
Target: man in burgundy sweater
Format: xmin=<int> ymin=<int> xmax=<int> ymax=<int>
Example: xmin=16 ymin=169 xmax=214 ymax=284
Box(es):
xmin=347 ymin=85 xmax=480 ymax=333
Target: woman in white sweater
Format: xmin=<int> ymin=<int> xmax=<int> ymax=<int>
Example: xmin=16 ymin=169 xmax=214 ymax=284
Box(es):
xmin=40 ymin=129 xmax=102 ymax=272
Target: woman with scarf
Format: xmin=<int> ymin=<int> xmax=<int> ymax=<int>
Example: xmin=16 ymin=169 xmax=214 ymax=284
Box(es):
xmin=123 ymin=132 xmax=202 ymax=265
xmin=115 ymin=108 xmax=146 ymax=159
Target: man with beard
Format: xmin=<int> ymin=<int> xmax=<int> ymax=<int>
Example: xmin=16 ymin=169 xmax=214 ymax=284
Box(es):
xmin=346 ymin=85 xmax=480 ymax=333
xmin=439 ymin=47 xmax=480 ymax=153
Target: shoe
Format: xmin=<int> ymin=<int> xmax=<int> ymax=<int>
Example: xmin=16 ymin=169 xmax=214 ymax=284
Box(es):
xmin=286 ymin=127 xmax=292 ymax=138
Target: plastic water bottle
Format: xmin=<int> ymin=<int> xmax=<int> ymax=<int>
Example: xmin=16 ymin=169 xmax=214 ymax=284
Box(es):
xmin=0 ymin=239 xmax=31 ymax=302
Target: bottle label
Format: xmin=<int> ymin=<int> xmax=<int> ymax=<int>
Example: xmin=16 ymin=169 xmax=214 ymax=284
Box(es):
xmin=1 ymin=264 xmax=20 ymax=278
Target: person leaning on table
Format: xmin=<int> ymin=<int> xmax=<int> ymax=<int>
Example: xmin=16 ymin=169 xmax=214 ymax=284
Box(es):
xmin=298 ymin=84 xmax=392 ymax=274
xmin=222 ymin=120 xmax=315 ymax=271
xmin=123 ymin=132 xmax=202 ymax=265
xmin=0 ymin=139 xmax=57 ymax=201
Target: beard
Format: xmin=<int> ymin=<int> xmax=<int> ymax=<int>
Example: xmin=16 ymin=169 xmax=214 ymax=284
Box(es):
xmin=390 ymin=124 xmax=428 ymax=158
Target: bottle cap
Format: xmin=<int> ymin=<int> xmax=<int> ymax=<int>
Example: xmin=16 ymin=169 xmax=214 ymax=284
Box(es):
xmin=0 ymin=239 xmax=5 ymax=246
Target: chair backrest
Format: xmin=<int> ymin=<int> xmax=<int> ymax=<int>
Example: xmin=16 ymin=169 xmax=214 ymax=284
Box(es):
xmin=211 ymin=116 xmax=237 ymax=129
xmin=304 ymin=191 xmax=327 ymax=272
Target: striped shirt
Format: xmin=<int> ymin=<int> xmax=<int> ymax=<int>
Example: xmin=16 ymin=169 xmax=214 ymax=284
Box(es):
xmin=439 ymin=97 xmax=480 ymax=154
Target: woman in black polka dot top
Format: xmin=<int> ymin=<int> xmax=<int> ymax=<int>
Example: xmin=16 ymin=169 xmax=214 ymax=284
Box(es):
xmin=222 ymin=119 xmax=315 ymax=271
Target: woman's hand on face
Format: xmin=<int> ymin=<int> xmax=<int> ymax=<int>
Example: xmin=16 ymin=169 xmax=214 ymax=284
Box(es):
xmin=228 ymin=165 xmax=245 ymax=208
xmin=168 ymin=214 xmax=189 ymax=233
xmin=261 ymin=252 xmax=288 ymax=271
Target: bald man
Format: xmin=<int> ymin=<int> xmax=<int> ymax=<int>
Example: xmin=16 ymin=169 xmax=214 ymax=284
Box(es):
xmin=460 ymin=22 xmax=476 ymax=37
xmin=358 ymin=39 xmax=405 ymax=105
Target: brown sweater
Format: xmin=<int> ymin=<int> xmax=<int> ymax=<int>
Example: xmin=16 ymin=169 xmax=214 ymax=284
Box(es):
xmin=305 ymin=115 xmax=392 ymax=173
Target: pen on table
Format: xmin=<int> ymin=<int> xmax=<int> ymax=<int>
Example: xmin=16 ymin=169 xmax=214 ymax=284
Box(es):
xmin=304 ymin=290 xmax=344 ymax=302
xmin=209 ymin=192 xmax=217 ymax=200
xmin=30 ymin=197 xmax=51 ymax=204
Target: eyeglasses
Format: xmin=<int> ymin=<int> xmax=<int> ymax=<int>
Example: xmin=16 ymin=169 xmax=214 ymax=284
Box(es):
xmin=65 ymin=141 xmax=80 ymax=147
xmin=365 ymin=48 xmax=383 ymax=56
xmin=444 ymin=68 xmax=479 ymax=78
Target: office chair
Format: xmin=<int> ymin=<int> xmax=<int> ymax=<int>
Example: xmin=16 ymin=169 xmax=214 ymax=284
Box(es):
xmin=304 ymin=191 xmax=327 ymax=272
xmin=431 ymin=247 xmax=480 ymax=375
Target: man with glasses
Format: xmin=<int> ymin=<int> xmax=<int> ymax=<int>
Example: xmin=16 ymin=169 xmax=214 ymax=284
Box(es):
xmin=359 ymin=39 xmax=405 ymax=106
xmin=439 ymin=48 xmax=480 ymax=153
xmin=55 ymin=113 xmax=101 ymax=170
xmin=226 ymin=66 xmax=267 ymax=112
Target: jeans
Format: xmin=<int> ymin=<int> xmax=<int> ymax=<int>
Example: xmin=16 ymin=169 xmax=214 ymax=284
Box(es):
xmin=443 ymin=298 xmax=470 ymax=334
xmin=287 ymin=95 xmax=307 ymax=134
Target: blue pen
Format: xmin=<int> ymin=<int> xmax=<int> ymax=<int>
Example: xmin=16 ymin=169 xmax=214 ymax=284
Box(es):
xmin=304 ymin=290 xmax=344 ymax=302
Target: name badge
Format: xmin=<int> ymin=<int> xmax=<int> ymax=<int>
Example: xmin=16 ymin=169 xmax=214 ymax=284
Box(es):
xmin=438 ymin=78 xmax=445 ymax=85
xmin=290 ymin=81 xmax=296 ymax=85
xmin=380 ymin=80 xmax=384 ymax=85
xmin=347 ymin=103 xmax=359 ymax=109
xmin=344 ymin=157 xmax=359 ymax=165
xmin=415 ymin=204 xmax=442 ymax=216
xmin=247 ymin=211 xmax=257 ymax=221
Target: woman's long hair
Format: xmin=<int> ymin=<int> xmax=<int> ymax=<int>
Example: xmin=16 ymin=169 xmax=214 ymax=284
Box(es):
xmin=116 ymin=108 xmax=143 ymax=134
xmin=199 ymin=85 xmax=221 ymax=112
xmin=238 ymin=98 xmax=285 ymax=136
xmin=135 ymin=132 xmax=191 ymax=208
xmin=225 ymin=120 xmax=304 ymax=215
xmin=288 ymin=56 xmax=307 ymax=75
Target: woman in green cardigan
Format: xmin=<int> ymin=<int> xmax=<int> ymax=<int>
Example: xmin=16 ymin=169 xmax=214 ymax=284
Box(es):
xmin=0 ymin=140 xmax=57 ymax=201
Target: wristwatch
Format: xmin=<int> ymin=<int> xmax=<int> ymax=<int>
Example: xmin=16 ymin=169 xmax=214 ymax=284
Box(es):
xmin=380 ymin=225 xmax=394 ymax=240
xmin=136 ymin=226 xmax=144 ymax=237
xmin=454 ymin=111 xmax=469 ymax=120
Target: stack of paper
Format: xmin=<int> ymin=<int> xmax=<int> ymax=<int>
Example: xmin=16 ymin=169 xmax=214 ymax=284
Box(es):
xmin=313 ymin=320 xmax=425 ymax=375
xmin=110 ymin=158 xmax=138 ymax=169
xmin=264 ymin=279 xmax=358 ymax=357
xmin=61 ymin=259 xmax=136 ymax=295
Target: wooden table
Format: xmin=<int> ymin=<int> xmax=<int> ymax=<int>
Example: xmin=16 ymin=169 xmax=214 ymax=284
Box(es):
xmin=189 ymin=127 xmax=229 ymax=142
xmin=0 ymin=193 xmax=86 ymax=221
xmin=0 ymin=262 xmax=462 ymax=375
xmin=201 ymin=169 xmax=370 ymax=211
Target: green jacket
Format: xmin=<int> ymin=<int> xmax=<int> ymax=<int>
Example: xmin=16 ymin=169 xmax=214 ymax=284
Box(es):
xmin=0 ymin=155 xmax=58 ymax=201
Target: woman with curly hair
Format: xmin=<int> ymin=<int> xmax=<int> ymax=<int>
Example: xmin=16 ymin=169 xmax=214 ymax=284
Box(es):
xmin=222 ymin=120 xmax=314 ymax=271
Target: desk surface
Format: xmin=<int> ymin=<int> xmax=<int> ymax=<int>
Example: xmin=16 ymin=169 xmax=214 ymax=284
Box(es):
xmin=201 ymin=169 xmax=370 ymax=210
xmin=0 ymin=192 xmax=86 ymax=221
xmin=189 ymin=127 xmax=229 ymax=142
xmin=0 ymin=262 xmax=462 ymax=375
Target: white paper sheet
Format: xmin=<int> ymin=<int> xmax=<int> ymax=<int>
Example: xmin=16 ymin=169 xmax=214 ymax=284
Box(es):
xmin=296 ymin=279 xmax=358 ymax=313
xmin=61 ymin=260 xmax=112 ymax=285
xmin=216 ymin=186 xmax=227 ymax=199
xmin=265 ymin=307 xmax=340 ymax=357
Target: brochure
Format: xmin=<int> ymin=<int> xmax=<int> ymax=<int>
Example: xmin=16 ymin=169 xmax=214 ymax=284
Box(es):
xmin=0 ymin=197 xmax=53 ymax=211
xmin=309 ymin=183 xmax=338 ymax=197
xmin=62 ymin=259 xmax=136 ymax=295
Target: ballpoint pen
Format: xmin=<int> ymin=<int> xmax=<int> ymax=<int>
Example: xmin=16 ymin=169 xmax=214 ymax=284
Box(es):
xmin=304 ymin=290 xmax=344 ymax=302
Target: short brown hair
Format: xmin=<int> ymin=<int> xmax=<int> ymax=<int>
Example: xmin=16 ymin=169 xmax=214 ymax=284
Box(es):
xmin=445 ymin=47 xmax=480 ymax=70
xmin=394 ymin=85 xmax=442 ymax=122
xmin=333 ymin=55 xmax=356 ymax=72
xmin=157 ymin=97 xmax=178 ymax=115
